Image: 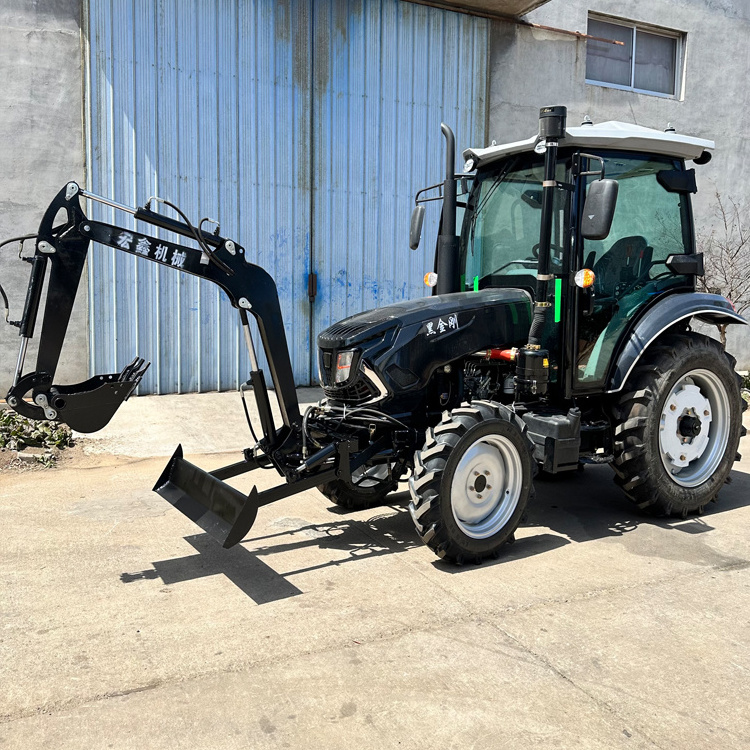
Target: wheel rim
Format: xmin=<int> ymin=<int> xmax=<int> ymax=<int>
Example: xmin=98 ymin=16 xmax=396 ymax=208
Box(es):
xmin=450 ymin=434 xmax=523 ymax=539
xmin=352 ymin=464 xmax=390 ymax=489
xmin=658 ymin=368 xmax=730 ymax=488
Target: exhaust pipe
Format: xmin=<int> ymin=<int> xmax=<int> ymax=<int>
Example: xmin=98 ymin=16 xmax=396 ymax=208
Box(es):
xmin=436 ymin=123 xmax=460 ymax=296
xmin=516 ymin=105 xmax=567 ymax=403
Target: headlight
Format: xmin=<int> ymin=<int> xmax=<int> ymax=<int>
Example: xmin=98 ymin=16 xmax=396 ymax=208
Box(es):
xmin=335 ymin=350 xmax=355 ymax=384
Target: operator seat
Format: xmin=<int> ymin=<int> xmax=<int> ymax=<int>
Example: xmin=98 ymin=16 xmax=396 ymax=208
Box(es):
xmin=582 ymin=236 xmax=652 ymax=382
xmin=593 ymin=235 xmax=650 ymax=297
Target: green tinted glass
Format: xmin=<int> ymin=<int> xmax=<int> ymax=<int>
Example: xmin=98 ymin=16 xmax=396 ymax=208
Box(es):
xmin=576 ymin=153 xmax=691 ymax=386
xmin=460 ymin=156 xmax=568 ymax=293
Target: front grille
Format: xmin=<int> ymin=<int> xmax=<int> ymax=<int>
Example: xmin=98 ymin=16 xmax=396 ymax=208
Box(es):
xmin=323 ymin=378 xmax=376 ymax=405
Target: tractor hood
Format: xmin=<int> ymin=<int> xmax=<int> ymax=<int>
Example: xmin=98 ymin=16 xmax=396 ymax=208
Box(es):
xmin=317 ymin=289 xmax=532 ymax=410
xmin=318 ymin=289 xmax=531 ymax=349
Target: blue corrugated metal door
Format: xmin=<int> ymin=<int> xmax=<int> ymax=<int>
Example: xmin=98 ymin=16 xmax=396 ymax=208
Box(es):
xmin=310 ymin=0 xmax=488 ymax=368
xmin=86 ymin=0 xmax=313 ymax=393
xmin=86 ymin=0 xmax=487 ymax=393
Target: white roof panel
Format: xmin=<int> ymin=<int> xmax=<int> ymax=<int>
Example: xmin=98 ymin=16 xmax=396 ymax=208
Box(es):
xmin=464 ymin=121 xmax=715 ymax=165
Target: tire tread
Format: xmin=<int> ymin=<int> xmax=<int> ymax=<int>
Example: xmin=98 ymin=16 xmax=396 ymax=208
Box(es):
xmin=409 ymin=400 xmax=534 ymax=563
xmin=611 ymin=332 xmax=743 ymax=517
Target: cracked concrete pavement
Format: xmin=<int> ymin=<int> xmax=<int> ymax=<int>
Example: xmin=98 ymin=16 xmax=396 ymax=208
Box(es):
xmin=0 ymin=391 xmax=749 ymax=748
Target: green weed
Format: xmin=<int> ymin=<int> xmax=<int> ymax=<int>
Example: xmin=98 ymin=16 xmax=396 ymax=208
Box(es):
xmin=0 ymin=409 xmax=74 ymax=465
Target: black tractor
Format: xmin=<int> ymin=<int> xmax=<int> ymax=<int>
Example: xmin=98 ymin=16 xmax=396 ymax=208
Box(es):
xmin=3 ymin=106 xmax=747 ymax=563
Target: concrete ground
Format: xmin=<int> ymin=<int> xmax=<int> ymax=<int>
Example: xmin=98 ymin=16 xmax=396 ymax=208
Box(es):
xmin=1 ymin=390 xmax=749 ymax=749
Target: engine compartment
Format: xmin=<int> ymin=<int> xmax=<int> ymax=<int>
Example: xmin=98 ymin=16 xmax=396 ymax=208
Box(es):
xmin=317 ymin=289 xmax=532 ymax=421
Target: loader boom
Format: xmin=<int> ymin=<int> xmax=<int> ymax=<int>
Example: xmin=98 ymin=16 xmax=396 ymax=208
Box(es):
xmin=6 ymin=182 xmax=301 ymax=435
xmin=4 ymin=181 xmax=368 ymax=549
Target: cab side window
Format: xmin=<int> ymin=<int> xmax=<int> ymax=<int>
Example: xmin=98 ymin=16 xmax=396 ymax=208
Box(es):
xmin=576 ymin=153 xmax=691 ymax=386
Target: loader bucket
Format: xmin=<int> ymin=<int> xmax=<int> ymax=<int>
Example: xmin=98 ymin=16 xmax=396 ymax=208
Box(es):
xmin=48 ymin=358 xmax=150 ymax=433
xmin=153 ymin=445 xmax=259 ymax=548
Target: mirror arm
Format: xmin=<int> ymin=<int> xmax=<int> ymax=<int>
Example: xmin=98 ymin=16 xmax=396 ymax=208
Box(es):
xmin=577 ymin=152 xmax=606 ymax=179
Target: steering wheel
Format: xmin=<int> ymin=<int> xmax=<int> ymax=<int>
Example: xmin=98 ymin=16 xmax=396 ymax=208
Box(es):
xmin=616 ymin=258 xmax=666 ymax=299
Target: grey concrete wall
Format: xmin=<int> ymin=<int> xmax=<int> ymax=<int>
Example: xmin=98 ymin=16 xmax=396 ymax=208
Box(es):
xmin=0 ymin=0 xmax=87 ymax=398
xmin=486 ymin=0 xmax=750 ymax=367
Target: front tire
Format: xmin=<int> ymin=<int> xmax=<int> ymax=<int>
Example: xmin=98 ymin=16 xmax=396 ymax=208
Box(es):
xmin=612 ymin=332 xmax=745 ymax=517
xmin=318 ymin=463 xmax=403 ymax=511
xmin=409 ymin=401 xmax=535 ymax=563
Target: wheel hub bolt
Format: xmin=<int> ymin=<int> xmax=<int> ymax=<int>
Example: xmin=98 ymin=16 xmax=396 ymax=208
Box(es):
xmin=477 ymin=494 xmax=482 ymax=499
xmin=670 ymin=404 xmax=676 ymax=411
xmin=469 ymin=486 xmax=475 ymax=492
xmin=680 ymin=454 xmax=686 ymax=461
xmin=704 ymin=410 xmax=709 ymax=416
xmin=484 ymin=470 xmax=490 ymax=476
xmin=473 ymin=471 xmax=479 ymax=477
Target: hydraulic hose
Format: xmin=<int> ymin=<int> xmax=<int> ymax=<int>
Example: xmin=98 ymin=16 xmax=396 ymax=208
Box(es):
xmin=0 ymin=234 xmax=37 ymax=324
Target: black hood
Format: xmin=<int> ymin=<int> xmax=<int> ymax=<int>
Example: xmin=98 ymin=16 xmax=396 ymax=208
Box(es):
xmin=318 ymin=289 xmax=531 ymax=349
xmin=317 ymin=289 xmax=533 ymax=412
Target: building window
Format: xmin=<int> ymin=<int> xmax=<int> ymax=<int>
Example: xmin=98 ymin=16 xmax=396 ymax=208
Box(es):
xmin=586 ymin=16 xmax=682 ymax=98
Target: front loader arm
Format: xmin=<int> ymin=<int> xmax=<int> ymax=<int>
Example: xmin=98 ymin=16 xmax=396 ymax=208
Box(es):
xmin=6 ymin=182 xmax=302 ymax=436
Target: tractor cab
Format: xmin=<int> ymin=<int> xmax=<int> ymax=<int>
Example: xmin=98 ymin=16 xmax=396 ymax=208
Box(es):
xmin=419 ymin=114 xmax=717 ymax=401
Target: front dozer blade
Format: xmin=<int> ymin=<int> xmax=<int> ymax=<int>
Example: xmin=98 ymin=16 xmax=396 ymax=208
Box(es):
xmin=153 ymin=445 xmax=259 ymax=548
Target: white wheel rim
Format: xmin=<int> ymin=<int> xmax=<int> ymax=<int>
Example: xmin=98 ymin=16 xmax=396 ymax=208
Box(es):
xmin=352 ymin=464 xmax=389 ymax=488
xmin=658 ymin=368 xmax=730 ymax=488
xmin=450 ymin=434 xmax=522 ymax=539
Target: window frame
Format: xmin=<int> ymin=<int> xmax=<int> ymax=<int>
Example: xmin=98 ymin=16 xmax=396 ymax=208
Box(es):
xmin=585 ymin=15 xmax=684 ymax=100
xmin=458 ymin=153 xmax=572 ymax=299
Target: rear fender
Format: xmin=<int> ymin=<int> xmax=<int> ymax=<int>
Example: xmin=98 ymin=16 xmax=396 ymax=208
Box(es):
xmin=607 ymin=293 xmax=747 ymax=393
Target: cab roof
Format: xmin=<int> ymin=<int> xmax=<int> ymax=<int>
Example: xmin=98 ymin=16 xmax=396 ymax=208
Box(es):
xmin=464 ymin=120 xmax=715 ymax=167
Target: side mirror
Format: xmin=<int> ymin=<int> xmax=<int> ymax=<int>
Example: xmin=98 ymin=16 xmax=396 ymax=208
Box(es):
xmin=581 ymin=179 xmax=618 ymax=240
xmin=409 ymin=205 xmax=426 ymax=250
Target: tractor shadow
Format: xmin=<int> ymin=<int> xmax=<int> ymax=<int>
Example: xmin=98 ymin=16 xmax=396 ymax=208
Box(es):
xmin=525 ymin=463 xmax=750 ymax=542
xmin=120 ymin=492 xmax=421 ymax=605
xmin=120 ymin=468 xmax=750 ymax=597
xmin=434 ymin=463 xmax=750 ymax=572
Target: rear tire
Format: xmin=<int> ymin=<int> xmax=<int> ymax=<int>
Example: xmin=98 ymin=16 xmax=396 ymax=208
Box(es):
xmin=409 ymin=401 xmax=535 ymax=563
xmin=612 ymin=332 xmax=745 ymax=517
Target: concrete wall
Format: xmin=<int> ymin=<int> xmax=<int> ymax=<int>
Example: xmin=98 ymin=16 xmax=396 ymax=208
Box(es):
xmin=0 ymin=0 xmax=87 ymax=397
xmin=486 ymin=0 xmax=750 ymax=367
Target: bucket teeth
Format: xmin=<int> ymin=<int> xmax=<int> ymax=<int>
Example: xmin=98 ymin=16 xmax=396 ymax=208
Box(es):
xmin=119 ymin=356 xmax=150 ymax=384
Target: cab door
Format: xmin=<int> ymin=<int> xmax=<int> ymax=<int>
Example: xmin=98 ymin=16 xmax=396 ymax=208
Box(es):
xmin=573 ymin=152 xmax=693 ymax=393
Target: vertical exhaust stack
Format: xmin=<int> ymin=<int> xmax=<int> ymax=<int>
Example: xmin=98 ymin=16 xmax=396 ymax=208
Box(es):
xmin=436 ymin=123 xmax=460 ymax=296
xmin=516 ymin=105 xmax=567 ymax=402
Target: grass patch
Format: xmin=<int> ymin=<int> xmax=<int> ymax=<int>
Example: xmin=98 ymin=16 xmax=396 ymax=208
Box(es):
xmin=0 ymin=409 xmax=74 ymax=466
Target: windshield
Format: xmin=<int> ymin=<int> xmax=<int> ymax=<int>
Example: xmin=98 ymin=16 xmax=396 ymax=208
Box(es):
xmin=459 ymin=154 xmax=568 ymax=294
